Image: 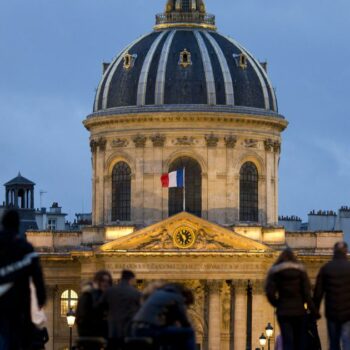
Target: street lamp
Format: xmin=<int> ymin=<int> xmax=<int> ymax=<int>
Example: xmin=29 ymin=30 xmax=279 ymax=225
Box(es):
xmin=259 ymin=333 xmax=267 ymax=350
xmin=265 ymin=322 xmax=274 ymax=350
xmin=66 ymin=308 xmax=76 ymax=350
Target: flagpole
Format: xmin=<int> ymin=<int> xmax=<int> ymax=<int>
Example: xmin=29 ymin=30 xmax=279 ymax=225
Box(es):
xmin=183 ymin=167 xmax=186 ymax=212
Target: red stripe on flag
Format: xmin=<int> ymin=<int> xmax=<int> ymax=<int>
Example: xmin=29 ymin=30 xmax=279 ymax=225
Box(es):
xmin=161 ymin=174 xmax=169 ymax=188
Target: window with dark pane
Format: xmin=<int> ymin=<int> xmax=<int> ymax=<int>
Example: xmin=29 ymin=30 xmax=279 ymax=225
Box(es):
xmin=112 ymin=162 xmax=131 ymax=221
xmin=239 ymin=162 xmax=258 ymax=222
xmin=181 ymin=0 xmax=190 ymax=11
xmin=169 ymin=157 xmax=202 ymax=217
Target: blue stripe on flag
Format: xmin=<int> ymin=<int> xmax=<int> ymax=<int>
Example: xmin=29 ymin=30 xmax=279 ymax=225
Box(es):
xmin=176 ymin=169 xmax=184 ymax=187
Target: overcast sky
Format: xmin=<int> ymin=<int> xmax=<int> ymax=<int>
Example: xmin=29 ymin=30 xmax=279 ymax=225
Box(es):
xmin=0 ymin=0 xmax=349 ymax=221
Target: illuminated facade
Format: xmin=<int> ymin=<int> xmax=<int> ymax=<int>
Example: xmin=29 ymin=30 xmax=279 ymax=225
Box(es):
xmin=27 ymin=1 xmax=341 ymax=349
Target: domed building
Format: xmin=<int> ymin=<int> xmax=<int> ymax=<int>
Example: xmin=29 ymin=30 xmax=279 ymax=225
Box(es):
xmin=27 ymin=1 xmax=340 ymax=349
xmin=85 ymin=0 xmax=287 ymax=228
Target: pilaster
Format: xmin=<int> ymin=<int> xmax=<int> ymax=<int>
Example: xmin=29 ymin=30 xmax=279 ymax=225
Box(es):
xmin=45 ymin=285 xmax=58 ymax=350
xmin=133 ymin=135 xmax=146 ymax=224
xmin=95 ymin=138 xmax=106 ymax=225
xmin=206 ymin=135 xmax=219 ymax=222
xmin=207 ymin=280 xmax=223 ymax=350
xmin=234 ymin=280 xmax=247 ymax=350
xmin=151 ymin=135 xmax=166 ymax=223
xmin=225 ymin=136 xmax=237 ymax=223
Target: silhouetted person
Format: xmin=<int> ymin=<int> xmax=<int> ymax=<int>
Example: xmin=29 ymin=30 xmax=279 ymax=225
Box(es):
xmin=314 ymin=241 xmax=350 ymax=350
xmin=265 ymin=248 xmax=316 ymax=350
xmin=131 ymin=283 xmax=196 ymax=350
xmin=76 ymin=270 xmax=113 ymax=339
xmin=100 ymin=270 xmax=141 ymax=349
xmin=0 ymin=210 xmax=46 ymax=349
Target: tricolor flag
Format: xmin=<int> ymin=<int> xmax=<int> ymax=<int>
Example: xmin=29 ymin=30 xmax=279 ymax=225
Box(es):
xmin=161 ymin=169 xmax=184 ymax=188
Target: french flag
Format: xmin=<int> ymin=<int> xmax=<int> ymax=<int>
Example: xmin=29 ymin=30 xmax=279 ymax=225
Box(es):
xmin=161 ymin=169 xmax=184 ymax=188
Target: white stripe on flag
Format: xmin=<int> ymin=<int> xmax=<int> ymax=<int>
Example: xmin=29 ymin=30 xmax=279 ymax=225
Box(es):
xmin=168 ymin=171 xmax=177 ymax=188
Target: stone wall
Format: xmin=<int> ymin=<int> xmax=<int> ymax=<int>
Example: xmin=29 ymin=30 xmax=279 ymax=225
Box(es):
xmin=86 ymin=112 xmax=285 ymax=228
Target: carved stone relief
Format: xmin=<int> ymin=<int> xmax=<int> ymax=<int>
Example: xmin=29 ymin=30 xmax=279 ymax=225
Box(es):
xmin=243 ymin=139 xmax=259 ymax=148
xmin=221 ymin=282 xmax=231 ymax=331
xmin=112 ymin=138 xmax=128 ymax=148
xmin=172 ymin=136 xmax=196 ymax=146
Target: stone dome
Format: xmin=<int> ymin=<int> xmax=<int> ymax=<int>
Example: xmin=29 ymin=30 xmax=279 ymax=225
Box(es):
xmin=93 ymin=0 xmax=278 ymax=115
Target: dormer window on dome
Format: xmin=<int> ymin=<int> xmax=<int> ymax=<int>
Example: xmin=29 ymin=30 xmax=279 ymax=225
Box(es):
xmin=239 ymin=54 xmax=248 ymax=69
xmin=179 ymin=49 xmax=192 ymax=68
xmin=155 ymin=0 xmax=215 ymax=30
xmin=123 ymin=52 xmax=137 ymax=70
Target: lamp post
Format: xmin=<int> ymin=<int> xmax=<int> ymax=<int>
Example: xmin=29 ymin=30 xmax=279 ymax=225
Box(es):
xmin=265 ymin=322 xmax=274 ymax=350
xmin=66 ymin=308 xmax=76 ymax=350
xmin=259 ymin=333 xmax=267 ymax=350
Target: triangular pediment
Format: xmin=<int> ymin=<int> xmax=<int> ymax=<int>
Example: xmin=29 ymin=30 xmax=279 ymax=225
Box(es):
xmin=100 ymin=212 xmax=271 ymax=252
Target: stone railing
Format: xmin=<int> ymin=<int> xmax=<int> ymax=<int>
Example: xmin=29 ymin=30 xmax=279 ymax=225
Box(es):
xmin=155 ymin=12 xmax=215 ymax=26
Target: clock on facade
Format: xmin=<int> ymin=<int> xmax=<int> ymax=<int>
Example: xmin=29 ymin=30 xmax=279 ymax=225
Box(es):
xmin=173 ymin=226 xmax=196 ymax=248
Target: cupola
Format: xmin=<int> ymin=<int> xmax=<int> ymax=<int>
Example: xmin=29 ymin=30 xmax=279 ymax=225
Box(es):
xmin=155 ymin=0 xmax=216 ymax=30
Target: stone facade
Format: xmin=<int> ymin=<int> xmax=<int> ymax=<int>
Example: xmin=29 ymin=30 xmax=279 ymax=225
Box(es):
xmin=84 ymin=111 xmax=286 ymax=228
xmin=27 ymin=213 xmax=342 ymax=350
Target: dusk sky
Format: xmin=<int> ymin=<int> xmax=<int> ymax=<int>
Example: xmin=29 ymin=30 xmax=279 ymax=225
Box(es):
xmin=0 ymin=0 xmax=349 ymax=221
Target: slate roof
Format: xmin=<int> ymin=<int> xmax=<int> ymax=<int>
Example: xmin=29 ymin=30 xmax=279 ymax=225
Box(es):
xmin=4 ymin=172 xmax=35 ymax=186
xmin=93 ymin=29 xmax=277 ymax=114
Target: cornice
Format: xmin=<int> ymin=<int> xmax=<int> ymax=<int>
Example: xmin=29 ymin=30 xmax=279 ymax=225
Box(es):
xmin=84 ymin=111 xmax=288 ymax=133
xmin=154 ymin=23 xmax=217 ymax=31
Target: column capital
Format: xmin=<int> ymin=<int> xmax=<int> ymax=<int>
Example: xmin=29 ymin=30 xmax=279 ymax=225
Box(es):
xmin=224 ymin=135 xmax=237 ymax=148
xmin=133 ymin=134 xmax=147 ymax=148
xmin=273 ymin=140 xmax=281 ymax=153
xmin=205 ymin=134 xmax=219 ymax=147
xmin=250 ymin=279 xmax=265 ymax=294
xmin=91 ymin=137 xmax=107 ymax=152
xmin=151 ymin=134 xmax=166 ymax=147
xmin=46 ymin=284 xmax=59 ymax=298
xmin=206 ymin=280 xmax=223 ymax=294
xmin=233 ymin=279 xmax=249 ymax=293
xmin=90 ymin=139 xmax=98 ymax=153
xmin=264 ymin=139 xmax=274 ymax=152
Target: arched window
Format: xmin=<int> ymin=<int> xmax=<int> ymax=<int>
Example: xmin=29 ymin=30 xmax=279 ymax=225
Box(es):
xmin=169 ymin=157 xmax=202 ymax=217
xmin=240 ymin=162 xmax=259 ymax=222
xmin=112 ymin=161 xmax=131 ymax=221
xmin=60 ymin=289 xmax=78 ymax=317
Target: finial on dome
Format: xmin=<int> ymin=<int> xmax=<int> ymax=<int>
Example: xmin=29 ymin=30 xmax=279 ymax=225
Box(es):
xmin=156 ymin=0 xmax=216 ymax=31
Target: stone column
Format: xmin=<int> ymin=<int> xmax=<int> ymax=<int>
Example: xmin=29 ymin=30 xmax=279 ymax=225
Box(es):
xmin=151 ymin=135 xmax=166 ymax=223
xmin=264 ymin=139 xmax=276 ymax=225
xmin=273 ymin=141 xmax=281 ymax=225
xmin=207 ymin=280 xmax=223 ymax=350
xmin=90 ymin=140 xmax=98 ymax=225
xmin=133 ymin=135 xmax=146 ymax=224
xmin=234 ymin=280 xmax=247 ymax=350
xmin=225 ymin=136 xmax=237 ymax=223
xmin=93 ymin=138 xmax=106 ymax=225
xmin=251 ymin=280 xmax=273 ymax=350
xmin=45 ymin=285 xmax=58 ymax=350
xmin=205 ymin=134 xmax=219 ymax=222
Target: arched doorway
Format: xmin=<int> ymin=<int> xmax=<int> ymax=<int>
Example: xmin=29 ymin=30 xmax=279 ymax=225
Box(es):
xmin=168 ymin=157 xmax=202 ymax=217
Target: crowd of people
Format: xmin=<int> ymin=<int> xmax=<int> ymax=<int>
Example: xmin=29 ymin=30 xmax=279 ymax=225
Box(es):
xmin=0 ymin=209 xmax=350 ymax=350
xmin=266 ymin=243 xmax=350 ymax=350
xmin=75 ymin=270 xmax=196 ymax=350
